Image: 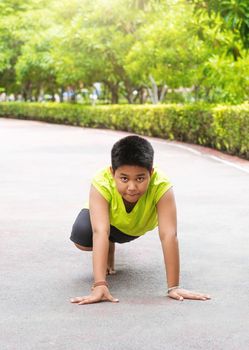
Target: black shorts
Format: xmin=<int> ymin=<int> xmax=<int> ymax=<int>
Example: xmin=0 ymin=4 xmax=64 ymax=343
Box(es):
xmin=70 ymin=209 xmax=140 ymax=247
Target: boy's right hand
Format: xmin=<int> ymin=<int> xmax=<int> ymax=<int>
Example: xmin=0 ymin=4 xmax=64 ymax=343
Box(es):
xmin=70 ymin=286 xmax=119 ymax=305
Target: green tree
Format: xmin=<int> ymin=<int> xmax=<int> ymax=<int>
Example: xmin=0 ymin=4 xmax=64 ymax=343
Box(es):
xmin=0 ymin=0 xmax=52 ymax=95
xmin=191 ymin=0 xmax=249 ymax=51
xmin=15 ymin=30 xmax=57 ymax=100
xmin=125 ymin=1 xmax=210 ymax=103
xmin=0 ymin=0 xmax=248 ymax=104
xmin=52 ymin=0 xmax=147 ymax=103
xmin=189 ymin=0 xmax=249 ymax=102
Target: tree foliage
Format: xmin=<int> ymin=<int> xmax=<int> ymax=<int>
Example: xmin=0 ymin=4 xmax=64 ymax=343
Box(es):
xmin=191 ymin=0 xmax=249 ymax=49
xmin=0 ymin=0 xmax=248 ymax=103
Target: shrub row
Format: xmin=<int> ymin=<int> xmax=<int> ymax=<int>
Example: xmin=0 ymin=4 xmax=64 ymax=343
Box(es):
xmin=0 ymin=102 xmax=248 ymax=159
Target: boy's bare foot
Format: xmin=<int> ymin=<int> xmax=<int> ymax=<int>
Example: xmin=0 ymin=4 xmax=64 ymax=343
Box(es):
xmin=107 ymin=267 xmax=116 ymax=275
xmin=107 ymin=241 xmax=116 ymax=275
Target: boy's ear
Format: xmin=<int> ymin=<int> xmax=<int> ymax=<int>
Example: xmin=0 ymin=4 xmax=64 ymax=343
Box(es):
xmin=150 ymin=167 xmax=154 ymax=176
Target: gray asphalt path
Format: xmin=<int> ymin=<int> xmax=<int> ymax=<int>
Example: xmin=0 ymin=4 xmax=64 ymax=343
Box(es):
xmin=0 ymin=118 xmax=248 ymax=350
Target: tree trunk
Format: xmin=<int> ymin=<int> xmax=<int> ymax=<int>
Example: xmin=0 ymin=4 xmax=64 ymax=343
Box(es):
xmin=22 ymin=90 xmax=27 ymax=101
xmin=147 ymin=76 xmax=168 ymax=104
xmin=22 ymin=82 xmax=32 ymax=101
xmin=123 ymin=80 xmax=136 ymax=104
xmin=148 ymin=74 xmax=158 ymax=104
xmin=205 ymin=87 xmax=211 ymax=101
xmin=59 ymin=87 xmax=64 ymax=103
xmin=159 ymin=85 xmax=168 ymax=102
xmin=70 ymin=89 xmax=76 ymax=102
xmin=138 ymin=87 xmax=147 ymax=104
xmin=127 ymin=94 xmax=133 ymax=104
xmin=110 ymin=84 xmax=119 ymax=104
xmin=34 ymin=87 xmax=40 ymax=102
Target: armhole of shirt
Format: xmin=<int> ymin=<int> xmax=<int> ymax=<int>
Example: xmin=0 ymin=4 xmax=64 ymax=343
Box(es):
xmin=155 ymin=184 xmax=173 ymax=205
xmin=92 ymin=181 xmax=111 ymax=203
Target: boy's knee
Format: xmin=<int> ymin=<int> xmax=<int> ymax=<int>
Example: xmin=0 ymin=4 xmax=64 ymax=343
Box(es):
xmin=74 ymin=243 xmax=92 ymax=251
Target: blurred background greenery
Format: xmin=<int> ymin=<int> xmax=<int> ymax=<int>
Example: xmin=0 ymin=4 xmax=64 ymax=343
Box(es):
xmin=0 ymin=0 xmax=248 ymax=105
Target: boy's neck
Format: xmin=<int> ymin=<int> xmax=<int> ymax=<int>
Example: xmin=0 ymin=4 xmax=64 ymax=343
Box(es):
xmin=122 ymin=198 xmax=137 ymax=213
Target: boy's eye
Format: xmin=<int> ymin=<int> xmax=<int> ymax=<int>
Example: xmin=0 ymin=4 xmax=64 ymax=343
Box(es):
xmin=137 ymin=177 xmax=145 ymax=182
xmin=120 ymin=177 xmax=128 ymax=182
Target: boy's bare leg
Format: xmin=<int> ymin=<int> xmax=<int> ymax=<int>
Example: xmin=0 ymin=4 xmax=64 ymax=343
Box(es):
xmin=107 ymin=241 xmax=116 ymax=275
xmin=74 ymin=241 xmax=115 ymax=274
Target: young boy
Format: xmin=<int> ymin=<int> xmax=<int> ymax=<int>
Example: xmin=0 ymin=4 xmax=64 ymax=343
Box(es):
xmin=70 ymin=135 xmax=211 ymax=305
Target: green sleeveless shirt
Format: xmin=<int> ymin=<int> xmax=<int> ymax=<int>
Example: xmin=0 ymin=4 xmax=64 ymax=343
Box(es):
xmin=91 ymin=167 xmax=172 ymax=236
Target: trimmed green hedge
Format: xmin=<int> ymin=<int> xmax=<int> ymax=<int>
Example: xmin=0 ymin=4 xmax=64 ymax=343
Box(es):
xmin=0 ymin=102 xmax=248 ymax=159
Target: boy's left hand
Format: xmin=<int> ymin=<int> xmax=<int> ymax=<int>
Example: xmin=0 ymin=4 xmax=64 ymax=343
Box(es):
xmin=168 ymin=288 xmax=211 ymax=301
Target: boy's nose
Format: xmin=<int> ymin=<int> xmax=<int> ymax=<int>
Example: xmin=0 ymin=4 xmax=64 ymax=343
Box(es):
xmin=127 ymin=182 xmax=136 ymax=191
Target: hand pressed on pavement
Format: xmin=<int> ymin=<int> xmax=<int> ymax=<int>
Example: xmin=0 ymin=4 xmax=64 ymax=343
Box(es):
xmin=168 ymin=288 xmax=211 ymax=301
xmin=70 ymin=286 xmax=119 ymax=305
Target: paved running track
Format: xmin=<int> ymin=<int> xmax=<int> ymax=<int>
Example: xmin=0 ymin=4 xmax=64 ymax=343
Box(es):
xmin=0 ymin=118 xmax=248 ymax=350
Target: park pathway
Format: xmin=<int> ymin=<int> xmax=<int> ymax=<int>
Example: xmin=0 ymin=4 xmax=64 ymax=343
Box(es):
xmin=0 ymin=118 xmax=248 ymax=350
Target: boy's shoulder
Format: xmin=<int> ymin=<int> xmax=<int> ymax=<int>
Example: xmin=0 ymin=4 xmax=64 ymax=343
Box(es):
xmin=92 ymin=167 xmax=115 ymax=190
xmin=91 ymin=167 xmax=114 ymax=203
xmin=151 ymin=167 xmax=171 ymax=185
xmin=93 ymin=167 xmax=112 ymax=181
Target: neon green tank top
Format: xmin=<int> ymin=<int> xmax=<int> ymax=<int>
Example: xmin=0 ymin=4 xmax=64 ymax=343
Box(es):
xmin=90 ymin=167 xmax=172 ymax=237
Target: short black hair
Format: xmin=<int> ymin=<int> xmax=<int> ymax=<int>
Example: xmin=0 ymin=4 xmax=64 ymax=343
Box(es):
xmin=111 ymin=135 xmax=154 ymax=172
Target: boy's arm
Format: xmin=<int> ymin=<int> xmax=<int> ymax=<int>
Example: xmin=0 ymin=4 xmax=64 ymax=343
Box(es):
xmin=89 ymin=185 xmax=110 ymax=282
xmin=70 ymin=185 xmax=119 ymax=305
xmin=157 ymin=188 xmax=211 ymax=301
xmin=156 ymin=188 xmax=179 ymax=289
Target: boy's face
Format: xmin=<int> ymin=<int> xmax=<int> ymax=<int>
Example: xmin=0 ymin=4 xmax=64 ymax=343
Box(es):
xmin=110 ymin=165 xmax=153 ymax=203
